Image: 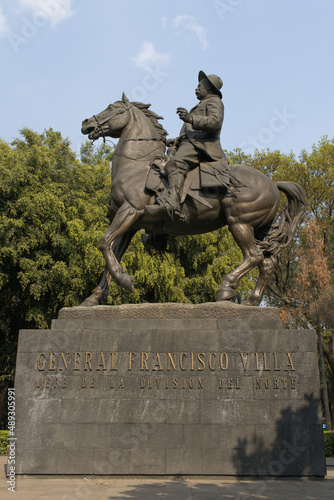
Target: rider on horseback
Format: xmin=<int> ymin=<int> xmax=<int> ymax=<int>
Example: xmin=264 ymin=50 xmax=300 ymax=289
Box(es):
xmin=146 ymin=70 xmax=228 ymax=219
xmin=81 ymin=84 xmax=306 ymax=306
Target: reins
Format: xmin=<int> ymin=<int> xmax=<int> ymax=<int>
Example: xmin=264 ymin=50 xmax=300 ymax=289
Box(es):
xmin=91 ymin=103 xmax=134 ymax=144
xmin=91 ymin=103 xmax=166 ymax=158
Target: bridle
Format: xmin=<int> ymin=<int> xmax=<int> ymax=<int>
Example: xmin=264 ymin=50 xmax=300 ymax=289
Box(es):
xmin=90 ymin=102 xmax=166 ymax=159
xmin=91 ymin=103 xmax=134 ymax=144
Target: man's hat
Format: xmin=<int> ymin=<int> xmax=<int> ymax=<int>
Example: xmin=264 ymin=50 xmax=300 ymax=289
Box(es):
xmin=198 ymin=70 xmax=223 ymax=98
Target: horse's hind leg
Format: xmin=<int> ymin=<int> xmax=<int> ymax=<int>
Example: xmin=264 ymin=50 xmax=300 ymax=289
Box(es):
xmin=80 ymin=230 xmax=137 ymax=307
xmin=216 ymin=223 xmax=264 ymax=302
xmin=242 ymin=255 xmax=277 ymax=306
xmin=80 ymin=265 xmax=110 ymax=307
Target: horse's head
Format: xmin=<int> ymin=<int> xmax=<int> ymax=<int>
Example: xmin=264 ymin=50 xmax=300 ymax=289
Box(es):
xmin=81 ymin=93 xmax=132 ymax=141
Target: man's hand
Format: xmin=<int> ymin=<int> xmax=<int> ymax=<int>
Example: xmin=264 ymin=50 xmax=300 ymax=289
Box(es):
xmin=177 ymin=107 xmax=192 ymax=123
xmin=166 ymin=138 xmax=176 ymax=147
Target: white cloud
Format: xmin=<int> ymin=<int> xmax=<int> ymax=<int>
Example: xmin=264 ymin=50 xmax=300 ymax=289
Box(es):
xmin=0 ymin=7 xmax=9 ymax=36
xmin=18 ymin=0 xmax=74 ymax=26
xmin=172 ymin=15 xmax=208 ymax=50
xmin=161 ymin=17 xmax=168 ymax=30
xmin=131 ymin=41 xmax=171 ymax=70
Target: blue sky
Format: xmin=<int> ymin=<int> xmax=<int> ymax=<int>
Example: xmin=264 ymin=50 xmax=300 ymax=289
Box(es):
xmin=1 ymin=0 xmax=334 ymax=157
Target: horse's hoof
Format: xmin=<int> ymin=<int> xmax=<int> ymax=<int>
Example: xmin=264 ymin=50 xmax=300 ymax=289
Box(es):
xmin=120 ymin=274 xmax=134 ymax=293
xmin=80 ymin=296 xmax=99 ymax=307
xmin=242 ymin=297 xmax=261 ymax=307
xmin=216 ymin=286 xmax=234 ymax=301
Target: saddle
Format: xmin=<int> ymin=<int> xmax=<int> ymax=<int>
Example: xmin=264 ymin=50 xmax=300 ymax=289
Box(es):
xmin=145 ymin=157 xmax=242 ymax=210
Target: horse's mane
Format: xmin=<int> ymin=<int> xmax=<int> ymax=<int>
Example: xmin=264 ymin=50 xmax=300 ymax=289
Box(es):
xmin=131 ymin=101 xmax=168 ymax=143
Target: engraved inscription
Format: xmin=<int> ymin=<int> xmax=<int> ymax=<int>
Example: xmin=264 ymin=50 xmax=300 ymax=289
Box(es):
xmin=34 ymin=350 xmax=298 ymax=394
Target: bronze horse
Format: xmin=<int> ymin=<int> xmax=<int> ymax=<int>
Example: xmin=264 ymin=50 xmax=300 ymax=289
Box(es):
xmin=81 ymin=93 xmax=306 ymax=307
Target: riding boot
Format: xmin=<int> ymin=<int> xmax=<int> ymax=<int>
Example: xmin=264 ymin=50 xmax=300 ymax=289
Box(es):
xmin=146 ymin=171 xmax=186 ymax=219
xmin=146 ymin=160 xmax=188 ymax=219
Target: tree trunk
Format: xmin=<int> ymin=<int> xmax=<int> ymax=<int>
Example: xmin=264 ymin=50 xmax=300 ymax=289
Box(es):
xmin=317 ymin=317 xmax=332 ymax=430
xmin=0 ymin=382 xmax=8 ymax=430
xmin=322 ymin=342 xmax=334 ymax=419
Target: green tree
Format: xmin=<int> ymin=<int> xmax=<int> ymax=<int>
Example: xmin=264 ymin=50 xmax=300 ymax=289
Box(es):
xmin=5 ymin=130 xmax=334 ymax=425
xmin=0 ymin=130 xmax=112 ymax=424
xmin=107 ymin=229 xmax=257 ymax=306
xmin=0 ymin=132 xmax=258 ymax=424
xmin=245 ymin=139 xmax=334 ymax=306
xmin=247 ymin=138 xmax=334 ymax=421
xmin=107 ymin=146 xmax=263 ymax=307
xmin=287 ymin=221 xmax=333 ymax=429
xmin=104 ymin=149 xmax=262 ymax=306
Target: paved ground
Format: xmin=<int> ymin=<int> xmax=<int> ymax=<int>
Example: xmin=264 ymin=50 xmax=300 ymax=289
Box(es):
xmin=1 ymin=457 xmax=333 ymax=499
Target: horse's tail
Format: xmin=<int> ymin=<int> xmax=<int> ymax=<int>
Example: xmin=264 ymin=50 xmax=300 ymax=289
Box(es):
xmin=258 ymin=181 xmax=307 ymax=256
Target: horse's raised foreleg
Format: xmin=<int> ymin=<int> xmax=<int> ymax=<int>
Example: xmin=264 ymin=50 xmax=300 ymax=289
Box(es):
xmin=242 ymin=255 xmax=277 ymax=306
xmin=216 ymin=223 xmax=264 ymax=302
xmin=99 ymin=203 xmax=143 ymax=292
xmin=80 ymin=230 xmax=137 ymax=307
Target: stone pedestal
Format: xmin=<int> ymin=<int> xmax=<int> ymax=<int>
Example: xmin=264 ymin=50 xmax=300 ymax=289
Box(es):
xmin=14 ymin=302 xmax=326 ymax=475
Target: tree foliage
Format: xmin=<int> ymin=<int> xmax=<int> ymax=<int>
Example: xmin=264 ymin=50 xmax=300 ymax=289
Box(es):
xmin=1 ymin=129 xmax=334 ymax=426
xmin=108 ymin=228 xmax=257 ymax=305
xmin=247 ymin=138 xmax=334 ymax=423
xmin=283 ymin=221 xmax=333 ymax=428
xmin=0 ymin=129 xmax=111 ymax=398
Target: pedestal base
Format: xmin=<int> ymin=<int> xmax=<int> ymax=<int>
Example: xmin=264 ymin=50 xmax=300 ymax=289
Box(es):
xmin=13 ymin=302 xmax=326 ymax=475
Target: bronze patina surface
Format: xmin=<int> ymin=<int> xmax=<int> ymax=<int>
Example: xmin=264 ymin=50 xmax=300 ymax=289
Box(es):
xmin=81 ymin=73 xmax=306 ymax=307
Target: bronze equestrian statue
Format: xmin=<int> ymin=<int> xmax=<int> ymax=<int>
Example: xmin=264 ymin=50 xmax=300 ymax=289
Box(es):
xmin=81 ymin=71 xmax=306 ymax=307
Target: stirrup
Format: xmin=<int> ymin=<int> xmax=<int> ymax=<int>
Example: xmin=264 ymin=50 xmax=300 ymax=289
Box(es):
xmin=145 ymin=196 xmax=187 ymax=222
xmin=146 ymin=197 xmax=178 ymax=219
